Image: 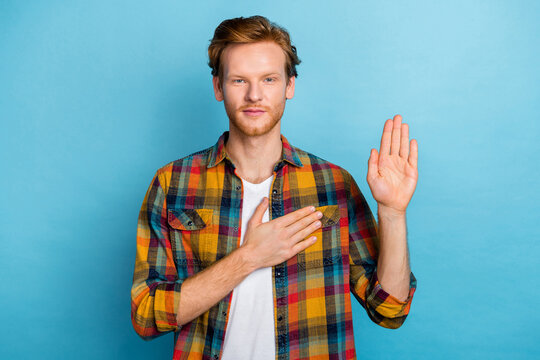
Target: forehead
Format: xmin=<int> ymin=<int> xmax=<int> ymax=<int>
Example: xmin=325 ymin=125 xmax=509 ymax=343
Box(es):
xmin=221 ymin=41 xmax=286 ymax=77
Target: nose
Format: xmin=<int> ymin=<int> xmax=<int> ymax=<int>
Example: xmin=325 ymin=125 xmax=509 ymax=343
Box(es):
xmin=245 ymin=82 xmax=263 ymax=102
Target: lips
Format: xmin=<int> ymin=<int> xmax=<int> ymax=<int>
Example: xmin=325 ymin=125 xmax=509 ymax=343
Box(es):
xmin=242 ymin=108 xmax=266 ymax=116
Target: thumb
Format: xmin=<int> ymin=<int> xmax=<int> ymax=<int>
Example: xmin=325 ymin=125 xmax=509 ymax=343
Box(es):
xmin=249 ymin=197 xmax=269 ymax=227
xmin=367 ymin=148 xmax=379 ymax=181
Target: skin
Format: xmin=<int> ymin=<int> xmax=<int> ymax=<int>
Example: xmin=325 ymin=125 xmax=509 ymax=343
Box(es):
xmin=213 ymin=41 xmax=295 ymax=183
xmin=176 ymin=41 xmax=418 ymax=326
xmin=368 ymin=115 xmax=418 ymax=300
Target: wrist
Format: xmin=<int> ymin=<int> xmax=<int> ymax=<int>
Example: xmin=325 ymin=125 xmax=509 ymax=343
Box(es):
xmin=377 ymin=204 xmax=407 ymax=220
xmin=234 ymin=245 xmax=259 ymax=274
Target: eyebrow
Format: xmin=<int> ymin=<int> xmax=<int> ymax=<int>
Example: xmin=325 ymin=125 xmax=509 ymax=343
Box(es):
xmin=227 ymin=72 xmax=282 ymax=78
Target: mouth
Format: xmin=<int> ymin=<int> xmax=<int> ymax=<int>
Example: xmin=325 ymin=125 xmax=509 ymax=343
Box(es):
xmin=242 ymin=108 xmax=266 ymax=117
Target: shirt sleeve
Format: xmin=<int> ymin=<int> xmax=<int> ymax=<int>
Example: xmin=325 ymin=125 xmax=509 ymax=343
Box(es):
xmin=344 ymin=170 xmax=417 ymax=329
xmin=131 ymin=170 xmax=182 ymax=340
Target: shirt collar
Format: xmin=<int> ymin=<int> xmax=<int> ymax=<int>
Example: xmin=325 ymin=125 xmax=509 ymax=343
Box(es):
xmin=207 ymin=131 xmax=303 ymax=168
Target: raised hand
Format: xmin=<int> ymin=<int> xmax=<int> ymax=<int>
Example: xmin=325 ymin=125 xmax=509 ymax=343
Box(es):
xmin=367 ymin=114 xmax=418 ymax=214
xmin=241 ymin=198 xmax=323 ymax=270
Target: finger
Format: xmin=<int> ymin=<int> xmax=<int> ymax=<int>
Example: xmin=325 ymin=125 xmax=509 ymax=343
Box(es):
xmin=290 ymin=219 xmax=322 ymax=244
xmin=286 ymin=210 xmax=322 ymax=235
xmin=291 ymin=236 xmax=318 ymax=255
xmin=408 ymin=139 xmax=418 ymax=168
xmin=399 ymin=123 xmax=409 ymax=159
xmin=379 ymin=119 xmax=392 ymax=156
xmin=390 ymin=114 xmax=402 ymax=155
xmin=274 ymin=205 xmax=316 ymax=227
xmin=248 ymin=197 xmax=269 ymax=227
xmin=367 ymin=148 xmax=379 ymax=181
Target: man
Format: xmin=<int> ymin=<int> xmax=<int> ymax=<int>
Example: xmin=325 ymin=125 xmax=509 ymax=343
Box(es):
xmin=131 ymin=15 xmax=418 ymax=360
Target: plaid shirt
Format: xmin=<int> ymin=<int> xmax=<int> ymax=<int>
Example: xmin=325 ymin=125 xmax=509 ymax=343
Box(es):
xmin=131 ymin=131 xmax=417 ymax=360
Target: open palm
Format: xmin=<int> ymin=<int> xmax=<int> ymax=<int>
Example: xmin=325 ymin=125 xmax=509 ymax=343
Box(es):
xmin=367 ymin=115 xmax=418 ymax=213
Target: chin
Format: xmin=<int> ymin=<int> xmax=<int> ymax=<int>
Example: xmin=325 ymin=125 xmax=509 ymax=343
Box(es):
xmin=235 ymin=125 xmax=273 ymax=137
xmin=231 ymin=115 xmax=281 ymax=137
xmin=238 ymin=122 xmax=281 ymax=137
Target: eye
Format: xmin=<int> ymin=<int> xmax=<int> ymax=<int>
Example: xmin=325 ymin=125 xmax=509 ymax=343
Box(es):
xmin=264 ymin=77 xmax=276 ymax=83
xmin=232 ymin=79 xmax=245 ymax=84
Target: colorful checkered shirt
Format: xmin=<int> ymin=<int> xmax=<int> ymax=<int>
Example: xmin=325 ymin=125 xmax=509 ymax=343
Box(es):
xmin=131 ymin=131 xmax=417 ymax=360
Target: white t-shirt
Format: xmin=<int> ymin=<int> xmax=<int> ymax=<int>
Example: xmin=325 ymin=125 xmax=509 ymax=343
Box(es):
xmin=221 ymin=174 xmax=276 ymax=360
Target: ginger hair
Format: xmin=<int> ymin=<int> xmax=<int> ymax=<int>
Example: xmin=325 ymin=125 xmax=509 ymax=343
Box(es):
xmin=208 ymin=16 xmax=301 ymax=84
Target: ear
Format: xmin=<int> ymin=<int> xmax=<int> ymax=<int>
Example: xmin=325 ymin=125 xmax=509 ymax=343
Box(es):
xmin=212 ymin=76 xmax=224 ymax=102
xmin=285 ymin=76 xmax=295 ymax=100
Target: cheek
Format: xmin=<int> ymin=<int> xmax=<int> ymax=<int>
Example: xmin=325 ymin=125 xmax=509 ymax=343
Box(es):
xmin=268 ymin=87 xmax=286 ymax=102
xmin=221 ymin=92 xmax=235 ymax=108
xmin=271 ymin=89 xmax=288 ymax=107
xmin=223 ymin=89 xmax=243 ymax=107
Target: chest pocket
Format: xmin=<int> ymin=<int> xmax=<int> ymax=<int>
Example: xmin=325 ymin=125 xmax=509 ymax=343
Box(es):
xmin=167 ymin=208 xmax=216 ymax=266
xmin=298 ymin=204 xmax=342 ymax=268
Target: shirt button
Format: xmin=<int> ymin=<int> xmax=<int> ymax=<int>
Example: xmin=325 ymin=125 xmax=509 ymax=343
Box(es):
xmin=233 ymin=226 xmax=238 ymax=232
xmin=236 ymin=185 xmax=241 ymax=191
xmin=222 ymin=311 xmax=227 ymax=316
xmin=272 ymin=189 xmax=278 ymax=195
xmin=276 ymin=271 xmax=281 ymax=276
xmin=277 ymin=315 xmax=283 ymax=321
xmin=187 ymin=220 xmax=193 ymax=226
xmin=213 ymin=355 xmax=219 ymax=360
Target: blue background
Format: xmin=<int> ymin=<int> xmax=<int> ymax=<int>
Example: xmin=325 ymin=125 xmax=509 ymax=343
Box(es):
xmin=1 ymin=1 xmax=538 ymax=359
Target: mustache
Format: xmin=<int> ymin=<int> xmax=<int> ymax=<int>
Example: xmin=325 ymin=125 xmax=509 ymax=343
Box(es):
xmin=238 ymin=105 xmax=269 ymax=111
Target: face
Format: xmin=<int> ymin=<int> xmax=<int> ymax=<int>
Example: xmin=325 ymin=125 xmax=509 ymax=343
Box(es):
xmin=212 ymin=41 xmax=295 ymax=137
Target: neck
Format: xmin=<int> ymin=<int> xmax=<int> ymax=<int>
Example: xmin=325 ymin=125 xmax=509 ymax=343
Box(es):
xmin=225 ymin=124 xmax=282 ymax=184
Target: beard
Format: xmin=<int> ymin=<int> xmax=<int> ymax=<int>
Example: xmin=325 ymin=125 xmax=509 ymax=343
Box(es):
xmin=224 ymin=99 xmax=286 ymax=137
